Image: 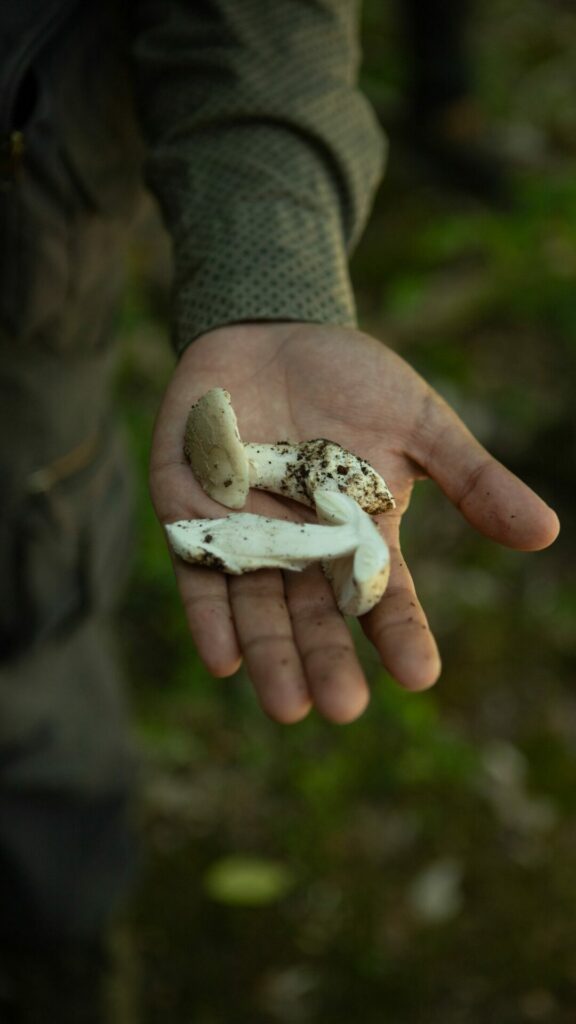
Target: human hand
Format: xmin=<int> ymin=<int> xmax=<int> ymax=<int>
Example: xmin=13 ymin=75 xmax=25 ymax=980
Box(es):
xmin=150 ymin=323 xmax=559 ymax=724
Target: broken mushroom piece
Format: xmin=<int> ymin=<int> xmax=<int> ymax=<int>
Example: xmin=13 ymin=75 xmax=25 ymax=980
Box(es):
xmin=184 ymin=388 xmax=395 ymax=514
xmin=165 ymin=490 xmax=390 ymax=616
xmin=315 ymin=489 xmax=390 ymax=616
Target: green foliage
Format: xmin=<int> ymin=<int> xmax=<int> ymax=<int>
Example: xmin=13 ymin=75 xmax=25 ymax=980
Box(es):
xmin=203 ymin=856 xmax=296 ymax=907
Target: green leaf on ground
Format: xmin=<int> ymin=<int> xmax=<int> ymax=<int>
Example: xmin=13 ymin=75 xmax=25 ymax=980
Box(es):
xmin=203 ymin=855 xmax=295 ymax=906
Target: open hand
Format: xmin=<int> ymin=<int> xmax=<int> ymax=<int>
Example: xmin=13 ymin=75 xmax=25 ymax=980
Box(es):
xmin=150 ymin=323 xmax=559 ymax=724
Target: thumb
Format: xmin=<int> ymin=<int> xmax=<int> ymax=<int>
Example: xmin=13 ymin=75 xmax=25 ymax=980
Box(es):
xmin=410 ymin=389 xmax=560 ymax=551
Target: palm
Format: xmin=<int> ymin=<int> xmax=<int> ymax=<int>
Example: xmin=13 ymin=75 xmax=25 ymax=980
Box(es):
xmin=150 ymin=323 xmax=559 ymax=723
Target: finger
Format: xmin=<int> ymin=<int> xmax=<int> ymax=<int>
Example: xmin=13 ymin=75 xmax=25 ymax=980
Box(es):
xmin=172 ymin=560 xmax=242 ymax=677
xmin=229 ymin=570 xmax=312 ymax=724
xmin=410 ymin=390 xmax=560 ymax=551
xmin=362 ymin=542 xmax=441 ymax=692
xmin=286 ymin=565 xmax=370 ymax=724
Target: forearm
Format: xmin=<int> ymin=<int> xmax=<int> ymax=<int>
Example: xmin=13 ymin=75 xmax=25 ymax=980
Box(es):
xmin=130 ymin=0 xmax=385 ymax=352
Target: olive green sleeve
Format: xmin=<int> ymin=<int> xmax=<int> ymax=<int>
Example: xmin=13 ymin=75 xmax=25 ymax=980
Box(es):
xmin=131 ymin=0 xmax=385 ymax=354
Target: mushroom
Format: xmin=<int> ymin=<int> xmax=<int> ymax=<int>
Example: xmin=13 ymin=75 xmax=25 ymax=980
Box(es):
xmin=184 ymin=388 xmax=395 ymax=514
xmin=315 ymin=489 xmax=390 ymax=616
xmin=165 ymin=490 xmax=390 ymax=616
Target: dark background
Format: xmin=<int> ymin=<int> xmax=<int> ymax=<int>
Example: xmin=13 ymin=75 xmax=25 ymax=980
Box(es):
xmin=112 ymin=1 xmax=576 ymax=1020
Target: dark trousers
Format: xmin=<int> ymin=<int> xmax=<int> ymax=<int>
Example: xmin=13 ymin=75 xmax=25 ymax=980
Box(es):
xmin=0 ymin=2 xmax=145 ymax=943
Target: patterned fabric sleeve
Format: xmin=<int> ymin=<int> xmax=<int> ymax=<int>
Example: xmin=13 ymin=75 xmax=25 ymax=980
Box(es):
xmin=131 ymin=0 xmax=385 ymax=353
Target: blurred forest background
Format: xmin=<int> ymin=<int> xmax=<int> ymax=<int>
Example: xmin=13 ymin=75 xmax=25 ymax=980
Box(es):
xmin=112 ymin=1 xmax=576 ymax=1021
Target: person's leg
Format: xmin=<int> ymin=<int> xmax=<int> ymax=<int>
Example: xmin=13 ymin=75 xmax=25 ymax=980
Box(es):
xmin=0 ymin=2 xmax=145 ymax=1017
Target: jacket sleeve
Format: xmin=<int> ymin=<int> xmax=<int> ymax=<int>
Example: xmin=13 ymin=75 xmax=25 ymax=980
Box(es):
xmin=131 ymin=0 xmax=386 ymax=354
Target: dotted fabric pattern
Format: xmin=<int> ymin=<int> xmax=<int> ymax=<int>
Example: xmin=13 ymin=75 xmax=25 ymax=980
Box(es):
xmin=132 ymin=0 xmax=385 ymax=354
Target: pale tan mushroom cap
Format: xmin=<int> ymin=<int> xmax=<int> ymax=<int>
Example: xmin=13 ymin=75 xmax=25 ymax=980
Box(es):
xmin=184 ymin=388 xmax=249 ymax=509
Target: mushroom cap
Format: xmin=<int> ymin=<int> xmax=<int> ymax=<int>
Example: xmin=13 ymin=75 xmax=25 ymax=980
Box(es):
xmin=315 ymin=489 xmax=390 ymax=616
xmin=184 ymin=388 xmax=249 ymax=509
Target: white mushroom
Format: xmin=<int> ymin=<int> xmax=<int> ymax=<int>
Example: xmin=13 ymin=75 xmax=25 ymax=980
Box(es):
xmin=165 ymin=490 xmax=390 ymax=616
xmin=184 ymin=388 xmax=395 ymax=514
xmin=315 ymin=489 xmax=390 ymax=616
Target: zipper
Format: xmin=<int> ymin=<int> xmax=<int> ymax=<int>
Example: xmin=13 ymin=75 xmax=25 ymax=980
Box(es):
xmin=0 ymin=0 xmax=79 ymax=184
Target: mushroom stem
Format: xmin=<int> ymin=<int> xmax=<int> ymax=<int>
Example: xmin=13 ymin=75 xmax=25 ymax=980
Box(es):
xmin=245 ymin=443 xmax=302 ymax=495
xmin=166 ymin=514 xmax=361 ymax=574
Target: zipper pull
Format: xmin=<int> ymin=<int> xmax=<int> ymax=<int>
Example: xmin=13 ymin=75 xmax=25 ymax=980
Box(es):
xmin=0 ymin=131 xmax=25 ymax=187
